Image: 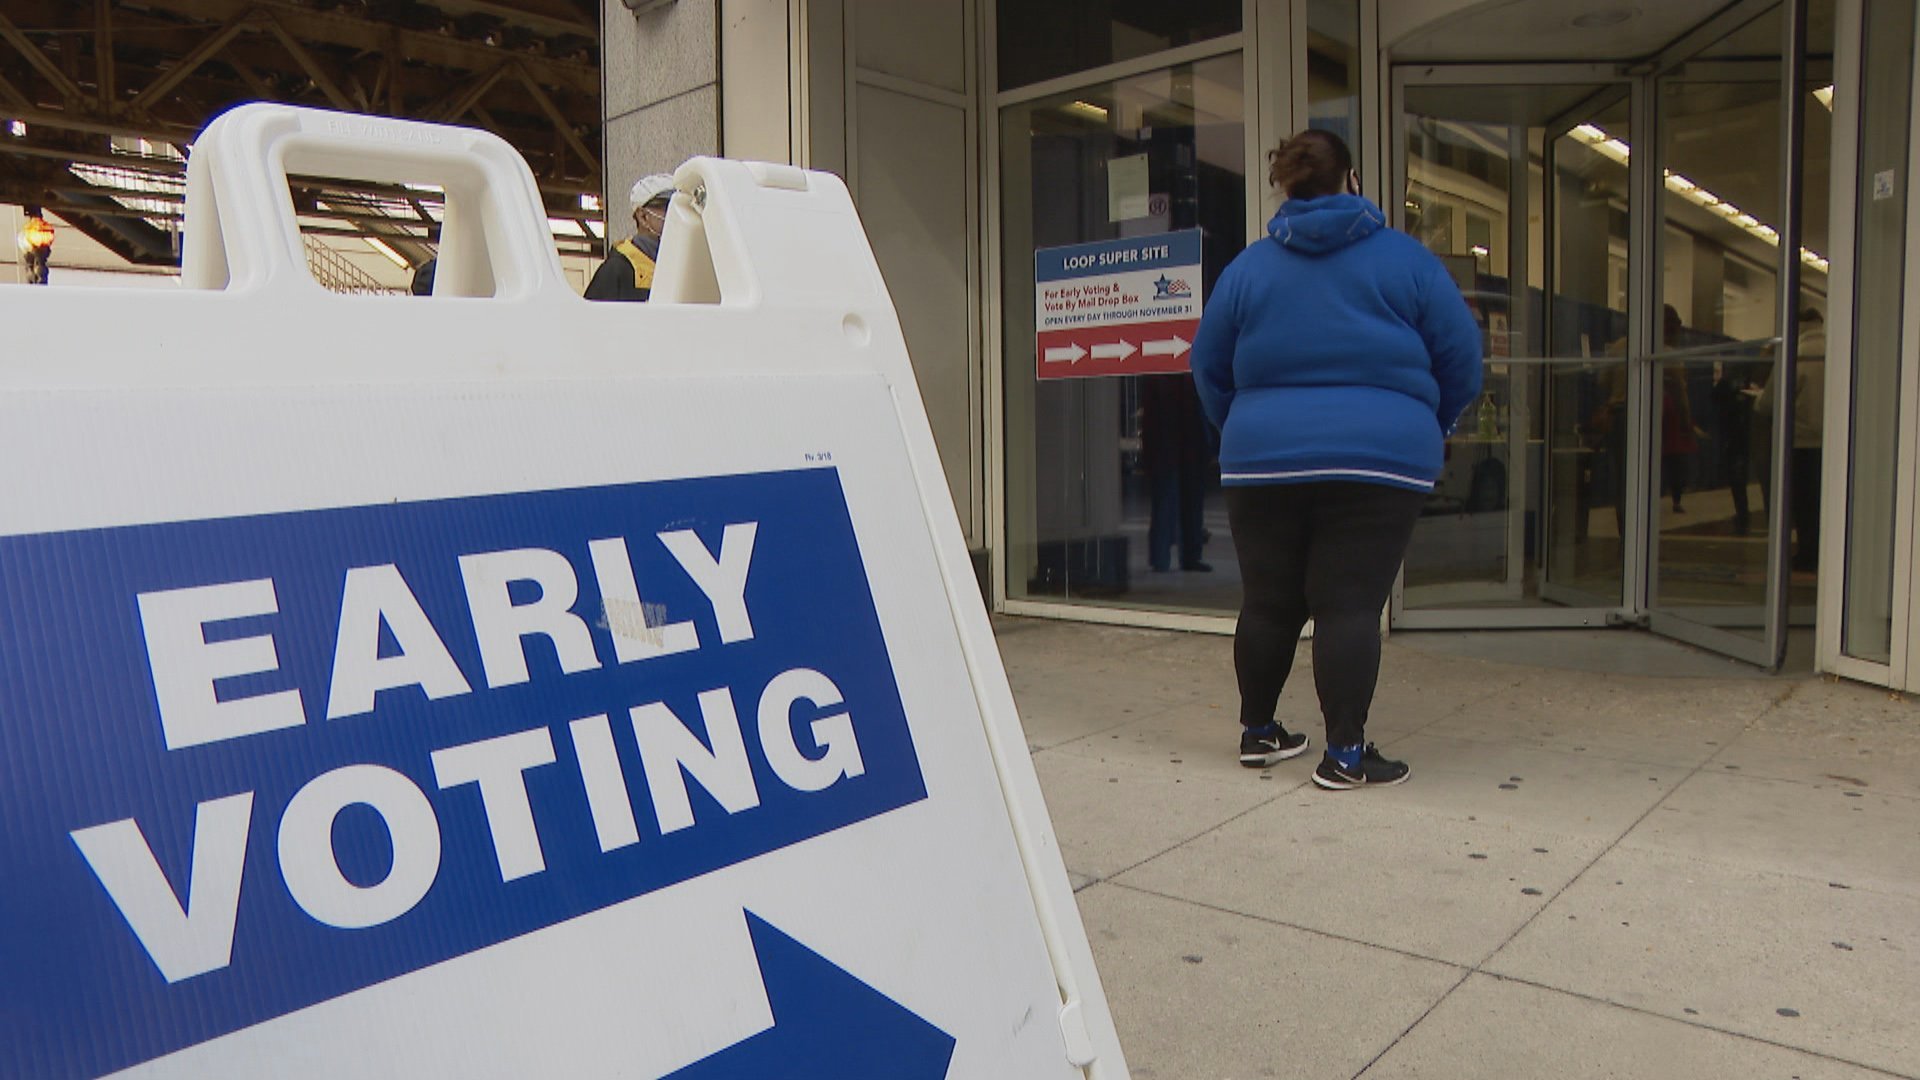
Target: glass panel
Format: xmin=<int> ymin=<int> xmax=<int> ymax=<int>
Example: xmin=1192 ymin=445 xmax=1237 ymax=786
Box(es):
xmin=1841 ymin=0 xmax=1916 ymax=663
xmin=1400 ymin=83 xmax=1629 ymax=611
xmin=1548 ymin=98 xmax=1633 ymax=603
xmin=1651 ymin=2 xmax=1833 ymax=642
xmin=1306 ymin=0 xmax=1361 ymax=163
xmin=1000 ymin=56 xmax=1246 ymax=613
xmin=1652 ymin=7 xmax=1788 ymax=641
xmin=1651 ymin=346 xmax=1780 ymax=629
xmin=996 ymin=0 xmax=1240 ymax=92
xmin=1699 ymin=9 xmax=1788 ymax=58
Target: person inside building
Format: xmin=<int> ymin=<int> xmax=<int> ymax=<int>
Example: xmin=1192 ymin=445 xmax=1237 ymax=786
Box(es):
xmin=1139 ymin=374 xmax=1213 ymax=573
xmin=1192 ymin=128 xmax=1482 ymax=790
xmin=1660 ymin=305 xmax=1704 ymax=514
xmin=1757 ymin=308 xmax=1827 ymax=574
xmin=585 ymin=173 xmax=675 ymax=302
xmin=1711 ymin=346 xmax=1761 ymax=537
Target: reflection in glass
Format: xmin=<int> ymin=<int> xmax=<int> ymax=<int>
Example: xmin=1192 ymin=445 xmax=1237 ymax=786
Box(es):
xmin=1001 ymin=57 xmax=1246 ymax=613
xmin=1400 ymin=84 xmax=1631 ymax=611
xmin=996 ymin=0 xmax=1239 ymax=92
xmin=1841 ymin=0 xmax=1915 ymax=664
xmin=1307 ymin=0 xmax=1360 ymax=162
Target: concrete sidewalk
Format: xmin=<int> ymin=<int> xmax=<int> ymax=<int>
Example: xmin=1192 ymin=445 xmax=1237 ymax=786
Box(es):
xmin=995 ymin=617 xmax=1920 ymax=1080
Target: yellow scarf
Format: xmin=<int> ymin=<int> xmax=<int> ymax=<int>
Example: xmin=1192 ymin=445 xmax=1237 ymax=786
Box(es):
xmin=615 ymin=239 xmax=656 ymax=290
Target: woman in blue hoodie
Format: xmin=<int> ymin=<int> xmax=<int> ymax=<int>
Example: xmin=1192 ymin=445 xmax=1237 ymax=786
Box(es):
xmin=1192 ymin=129 xmax=1482 ymax=789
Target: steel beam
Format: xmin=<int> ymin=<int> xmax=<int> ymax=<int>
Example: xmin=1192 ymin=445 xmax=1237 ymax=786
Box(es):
xmin=128 ymin=11 xmax=261 ymax=116
xmin=0 ymin=64 xmax=30 ymax=109
xmin=0 ymin=103 xmax=194 ymax=142
xmin=414 ymin=0 xmax=596 ymax=39
xmin=127 ymin=0 xmax=598 ymax=97
xmin=222 ymin=53 xmax=275 ymax=100
xmin=0 ymin=9 xmax=85 ymax=103
xmin=2 ymin=142 xmax=183 ymax=173
xmin=263 ymin=15 xmax=357 ymax=112
xmin=386 ymin=31 xmax=402 ymax=115
xmin=96 ymin=0 xmax=115 ymax=109
xmin=433 ymin=61 xmax=514 ymax=122
xmin=513 ymin=63 xmax=597 ymax=174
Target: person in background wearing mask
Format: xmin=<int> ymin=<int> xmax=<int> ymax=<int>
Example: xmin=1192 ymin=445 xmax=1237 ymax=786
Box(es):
xmin=1192 ymin=129 xmax=1482 ymax=789
xmin=585 ymin=173 xmax=674 ymax=302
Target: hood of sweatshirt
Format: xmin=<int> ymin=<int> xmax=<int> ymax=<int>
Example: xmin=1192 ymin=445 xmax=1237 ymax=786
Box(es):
xmin=1268 ymin=194 xmax=1387 ymax=255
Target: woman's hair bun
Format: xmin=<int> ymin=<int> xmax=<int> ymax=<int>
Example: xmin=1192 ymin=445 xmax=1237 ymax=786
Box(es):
xmin=1267 ymin=129 xmax=1353 ymax=200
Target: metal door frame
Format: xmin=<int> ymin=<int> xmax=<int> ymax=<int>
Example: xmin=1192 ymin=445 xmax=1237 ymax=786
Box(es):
xmin=1817 ymin=0 xmax=1920 ymax=691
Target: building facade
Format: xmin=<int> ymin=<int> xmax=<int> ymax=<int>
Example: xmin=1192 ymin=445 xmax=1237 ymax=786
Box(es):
xmin=600 ymin=0 xmax=1920 ymax=691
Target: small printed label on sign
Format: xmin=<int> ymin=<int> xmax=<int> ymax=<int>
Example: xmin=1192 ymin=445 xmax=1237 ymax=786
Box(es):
xmin=0 ymin=468 xmax=926 ymax=1079
xmin=1874 ymin=169 xmax=1897 ymax=200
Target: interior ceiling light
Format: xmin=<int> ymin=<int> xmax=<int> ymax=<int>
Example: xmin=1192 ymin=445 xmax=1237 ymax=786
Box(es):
xmin=1570 ymin=6 xmax=1640 ymax=29
xmin=1569 ymin=125 xmax=1631 ymax=165
xmin=1573 ymin=122 xmax=1832 ymax=274
xmin=1064 ymin=100 xmax=1109 ymax=123
xmin=1813 ymin=85 xmax=1835 ymax=110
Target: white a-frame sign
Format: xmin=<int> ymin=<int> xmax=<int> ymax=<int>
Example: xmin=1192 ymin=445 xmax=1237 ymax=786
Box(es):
xmin=0 ymin=104 xmax=1129 ymax=1080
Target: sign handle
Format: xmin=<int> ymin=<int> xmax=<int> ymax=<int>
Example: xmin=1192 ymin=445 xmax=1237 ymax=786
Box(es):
xmin=181 ymin=104 xmax=573 ymax=304
xmin=651 ymin=158 xmax=890 ymax=312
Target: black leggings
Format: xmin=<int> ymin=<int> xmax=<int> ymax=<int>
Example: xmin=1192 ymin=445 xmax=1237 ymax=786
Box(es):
xmin=1227 ymin=482 xmax=1426 ymax=749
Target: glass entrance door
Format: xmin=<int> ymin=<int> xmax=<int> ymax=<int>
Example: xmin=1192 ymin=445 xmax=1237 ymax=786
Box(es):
xmin=1391 ymin=68 xmax=1639 ymax=628
xmin=1389 ymin=3 xmax=1825 ymax=668
xmin=1645 ymin=1 xmax=1828 ymax=668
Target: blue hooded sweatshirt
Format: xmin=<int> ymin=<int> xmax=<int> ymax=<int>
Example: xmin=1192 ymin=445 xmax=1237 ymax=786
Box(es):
xmin=1191 ymin=194 xmax=1484 ymax=490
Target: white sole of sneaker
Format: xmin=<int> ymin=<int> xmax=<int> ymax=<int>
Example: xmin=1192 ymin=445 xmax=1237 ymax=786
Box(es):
xmin=1312 ymin=767 xmax=1411 ymax=790
xmin=1239 ymin=740 xmax=1311 ymax=768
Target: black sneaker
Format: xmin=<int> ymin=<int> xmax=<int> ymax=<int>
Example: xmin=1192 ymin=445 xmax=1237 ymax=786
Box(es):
xmin=1239 ymin=724 xmax=1310 ymax=768
xmin=1312 ymin=744 xmax=1410 ymax=789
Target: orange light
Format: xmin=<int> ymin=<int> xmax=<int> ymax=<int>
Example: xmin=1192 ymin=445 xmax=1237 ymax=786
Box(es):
xmin=21 ymin=215 xmax=54 ymax=251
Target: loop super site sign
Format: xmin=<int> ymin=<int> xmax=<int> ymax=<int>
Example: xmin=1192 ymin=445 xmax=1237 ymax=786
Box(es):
xmin=1034 ymin=229 xmax=1203 ymax=380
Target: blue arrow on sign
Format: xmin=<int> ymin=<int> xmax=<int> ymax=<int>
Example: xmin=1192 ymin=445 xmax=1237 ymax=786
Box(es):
xmin=664 ymin=912 xmax=957 ymax=1080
